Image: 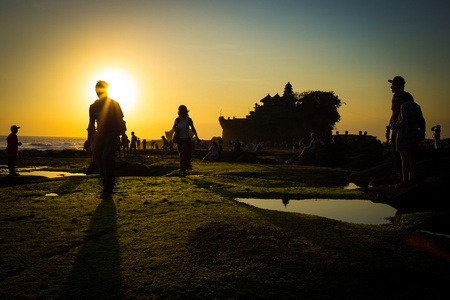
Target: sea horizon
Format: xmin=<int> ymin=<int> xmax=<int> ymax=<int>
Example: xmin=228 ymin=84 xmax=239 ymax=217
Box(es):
xmin=0 ymin=136 xmax=86 ymax=151
xmin=0 ymin=135 xmax=170 ymax=151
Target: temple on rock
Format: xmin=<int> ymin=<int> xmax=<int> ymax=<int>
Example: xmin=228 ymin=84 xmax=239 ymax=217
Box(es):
xmin=219 ymin=82 xmax=342 ymax=144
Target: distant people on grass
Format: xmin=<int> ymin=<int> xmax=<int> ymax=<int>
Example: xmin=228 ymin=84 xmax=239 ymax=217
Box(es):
xmin=431 ymin=125 xmax=441 ymax=149
xmin=142 ymin=139 xmax=147 ymax=150
xmin=233 ymin=138 xmax=243 ymax=153
xmin=232 ymin=138 xmax=244 ymax=160
xmin=121 ymin=133 xmax=129 ymax=157
xmin=137 ymin=137 xmax=141 ymax=148
xmin=6 ymin=125 xmax=22 ymax=176
xmin=298 ymin=132 xmax=320 ymax=160
xmin=162 ymin=136 xmax=169 ymax=156
xmin=173 ymin=105 xmax=199 ymax=177
xmin=387 ymin=76 xmax=425 ymax=188
xmin=87 ymin=80 xmax=126 ymax=198
xmin=287 ymin=132 xmax=320 ymax=163
xmin=130 ymin=131 xmax=137 ymax=154
xmin=202 ymin=140 xmax=219 ymax=162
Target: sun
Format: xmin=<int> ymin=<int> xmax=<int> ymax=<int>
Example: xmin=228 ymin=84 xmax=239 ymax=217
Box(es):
xmin=91 ymin=68 xmax=137 ymax=112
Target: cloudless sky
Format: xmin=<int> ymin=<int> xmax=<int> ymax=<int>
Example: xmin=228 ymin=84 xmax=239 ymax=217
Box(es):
xmin=1 ymin=0 xmax=449 ymax=140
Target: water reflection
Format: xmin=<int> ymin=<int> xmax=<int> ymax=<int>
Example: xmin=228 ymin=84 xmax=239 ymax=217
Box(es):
xmin=0 ymin=166 xmax=85 ymax=178
xmin=342 ymin=182 xmax=360 ymax=190
xmin=21 ymin=170 xmax=86 ymax=178
xmin=45 ymin=193 xmax=59 ymax=197
xmin=235 ymin=198 xmax=397 ymax=225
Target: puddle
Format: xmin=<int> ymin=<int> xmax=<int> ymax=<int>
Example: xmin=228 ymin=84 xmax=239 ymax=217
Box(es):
xmin=342 ymin=182 xmax=360 ymax=190
xmin=187 ymin=175 xmax=205 ymax=178
xmin=45 ymin=193 xmax=59 ymax=197
xmin=20 ymin=170 xmax=86 ymax=178
xmin=235 ymin=198 xmax=397 ymax=225
xmin=0 ymin=166 xmax=85 ymax=178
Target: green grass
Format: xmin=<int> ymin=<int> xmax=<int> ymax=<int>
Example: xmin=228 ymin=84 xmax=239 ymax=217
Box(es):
xmin=1 ymin=151 xmax=449 ymax=299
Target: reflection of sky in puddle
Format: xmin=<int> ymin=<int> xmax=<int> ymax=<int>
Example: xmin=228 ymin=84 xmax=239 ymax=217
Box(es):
xmin=0 ymin=166 xmax=85 ymax=178
xmin=342 ymin=182 xmax=359 ymax=190
xmin=20 ymin=170 xmax=86 ymax=178
xmin=235 ymin=198 xmax=397 ymax=225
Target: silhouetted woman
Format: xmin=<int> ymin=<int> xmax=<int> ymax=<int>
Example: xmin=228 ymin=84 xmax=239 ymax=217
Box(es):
xmin=173 ymin=105 xmax=199 ymax=177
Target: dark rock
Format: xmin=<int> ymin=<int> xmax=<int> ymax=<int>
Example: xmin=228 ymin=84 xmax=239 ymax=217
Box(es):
xmin=358 ymin=149 xmax=450 ymax=213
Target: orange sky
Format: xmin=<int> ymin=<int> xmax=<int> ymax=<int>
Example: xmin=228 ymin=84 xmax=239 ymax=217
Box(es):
xmin=1 ymin=1 xmax=449 ymax=141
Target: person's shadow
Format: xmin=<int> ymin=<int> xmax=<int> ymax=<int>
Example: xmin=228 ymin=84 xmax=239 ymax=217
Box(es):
xmin=60 ymin=197 xmax=122 ymax=299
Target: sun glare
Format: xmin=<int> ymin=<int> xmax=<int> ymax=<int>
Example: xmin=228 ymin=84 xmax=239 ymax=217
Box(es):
xmin=91 ymin=68 xmax=137 ymax=112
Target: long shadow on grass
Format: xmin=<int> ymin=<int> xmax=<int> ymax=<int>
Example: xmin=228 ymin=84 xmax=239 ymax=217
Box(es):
xmin=56 ymin=176 xmax=84 ymax=195
xmin=60 ymin=197 xmax=122 ymax=299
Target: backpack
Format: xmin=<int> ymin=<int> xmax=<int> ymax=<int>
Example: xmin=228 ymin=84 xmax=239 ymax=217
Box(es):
xmin=413 ymin=102 xmax=426 ymax=140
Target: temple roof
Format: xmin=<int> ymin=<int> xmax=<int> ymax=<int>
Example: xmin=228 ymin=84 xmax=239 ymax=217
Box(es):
xmin=260 ymin=93 xmax=272 ymax=103
xmin=259 ymin=82 xmax=296 ymax=104
xmin=272 ymin=93 xmax=281 ymax=101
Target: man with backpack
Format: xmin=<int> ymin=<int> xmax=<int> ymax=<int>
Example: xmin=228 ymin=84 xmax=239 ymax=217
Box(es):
xmin=387 ymin=76 xmax=425 ymax=188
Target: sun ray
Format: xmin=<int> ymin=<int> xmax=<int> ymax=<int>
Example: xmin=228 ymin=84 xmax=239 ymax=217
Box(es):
xmin=91 ymin=68 xmax=137 ymax=113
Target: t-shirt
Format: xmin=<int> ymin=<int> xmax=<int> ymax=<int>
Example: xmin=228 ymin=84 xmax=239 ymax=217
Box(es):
xmin=6 ymin=133 xmax=19 ymax=157
xmin=176 ymin=117 xmax=191 ymax=139
xmin=89 ymin=97 xmax=124 ymax=135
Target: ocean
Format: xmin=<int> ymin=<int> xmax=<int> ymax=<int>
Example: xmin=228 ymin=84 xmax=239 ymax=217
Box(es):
xmin=0 ymin=136 xmax=86 ymax=151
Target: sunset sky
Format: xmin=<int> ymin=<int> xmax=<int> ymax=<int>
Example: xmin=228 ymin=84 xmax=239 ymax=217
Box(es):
xmin=1 ymin=0 xmax=449 ymax=141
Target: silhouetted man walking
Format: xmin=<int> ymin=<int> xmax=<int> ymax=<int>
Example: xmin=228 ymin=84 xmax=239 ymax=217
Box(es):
xmin=87 ymin=80 xmax=126 ymax=198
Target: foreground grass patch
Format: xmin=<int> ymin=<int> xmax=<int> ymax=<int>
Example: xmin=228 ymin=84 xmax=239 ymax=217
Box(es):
xmin=1 ymin=156 xmax=450 ymax=299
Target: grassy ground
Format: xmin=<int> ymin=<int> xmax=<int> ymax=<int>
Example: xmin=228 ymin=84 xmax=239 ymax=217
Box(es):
xmin=1 ymin=150 xmax=449 ymax=299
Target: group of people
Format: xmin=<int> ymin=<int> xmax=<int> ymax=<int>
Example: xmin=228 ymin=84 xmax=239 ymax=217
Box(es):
xmin=3 ymin=76 xmax=434 ymax=196
xmin=288 ymin=132 xmax=321 ymax=163
xmin=119 ymin=131 xmax=143 ymax=156
xmin=86 ymin=81 xmax=200 ymax=197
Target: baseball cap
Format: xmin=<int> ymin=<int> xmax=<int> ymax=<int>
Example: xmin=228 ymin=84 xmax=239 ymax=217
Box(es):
xmin=11 ymin=125 xmax=20 ymax=130
xmin=388 ymin=76 xmax=405 ymax=85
